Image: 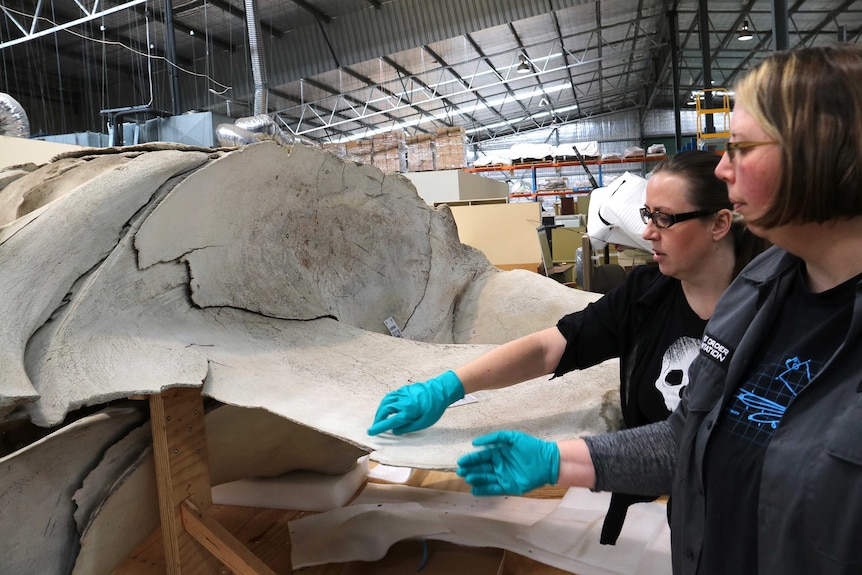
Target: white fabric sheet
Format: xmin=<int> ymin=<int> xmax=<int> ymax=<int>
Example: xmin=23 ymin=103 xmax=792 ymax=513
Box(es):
xmin=289 ymin=483 xmax=671 ymax=574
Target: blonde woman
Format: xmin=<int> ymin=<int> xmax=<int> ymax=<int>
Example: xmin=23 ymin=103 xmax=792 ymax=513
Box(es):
xmin=457 ymin=44 xmax=862 ymax=575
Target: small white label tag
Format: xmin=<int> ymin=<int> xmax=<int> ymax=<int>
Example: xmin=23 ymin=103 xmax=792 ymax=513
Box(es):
xmin=450 ymin=393 xmax=479 ymax=407
xmin=383 ymin=316 xmax=403 ymax=338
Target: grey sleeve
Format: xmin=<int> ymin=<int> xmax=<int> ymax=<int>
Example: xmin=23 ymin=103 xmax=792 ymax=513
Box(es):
xmin=582 ymin=420 xmax=677 ymax=496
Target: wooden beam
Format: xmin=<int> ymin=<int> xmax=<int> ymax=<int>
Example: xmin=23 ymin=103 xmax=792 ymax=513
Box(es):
xmin=181 ymin=500 xmax=278 ymax=575
xmin=149 ymin=387 xmax=220 ymax=575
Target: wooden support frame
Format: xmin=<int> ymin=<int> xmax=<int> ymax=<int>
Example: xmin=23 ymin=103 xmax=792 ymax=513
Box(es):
xmin=148 ymin=387 xmax=277 ymax=575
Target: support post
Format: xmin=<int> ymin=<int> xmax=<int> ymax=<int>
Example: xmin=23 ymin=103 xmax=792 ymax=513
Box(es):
xmin=149 ymin=387 xmax=220 ymax=575
xmin=148 ymin=386 xmax=277 ymax=575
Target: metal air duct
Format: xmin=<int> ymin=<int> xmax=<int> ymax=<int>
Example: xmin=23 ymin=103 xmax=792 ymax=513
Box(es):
xmin=216 ymin=114 xmax=294 ymax=147
xmin=243 ymin=0 xmax=268 ymax=115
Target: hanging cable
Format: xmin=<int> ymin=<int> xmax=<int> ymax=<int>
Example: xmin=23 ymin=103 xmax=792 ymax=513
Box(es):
xmin=144 ymin=8 xmax=154 ymax=107
xmin=101 ymin=20 xmax=108 ymax=111
xmin=1 ymin=5 xmax=231 ymax=96
xmin=50 ymin=2 xmax=66 ymax=133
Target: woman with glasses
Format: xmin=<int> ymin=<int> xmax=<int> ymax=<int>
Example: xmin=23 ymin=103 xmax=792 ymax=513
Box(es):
xmin=457 ymin=44 xmax=862 ymax=574
xmin=368 ymin=150 xmax=766 ymax=543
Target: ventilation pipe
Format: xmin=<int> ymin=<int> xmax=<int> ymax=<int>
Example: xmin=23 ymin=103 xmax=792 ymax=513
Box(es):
xmin=0 ymin=93 xmax=30 ymax=138
xmin=216 ymin=114 xmax=321 ymax=148
xmin=243 ymin=0 xmax=268 ymax=115
xmin=216 ymin=114 xmax=289 ymax=146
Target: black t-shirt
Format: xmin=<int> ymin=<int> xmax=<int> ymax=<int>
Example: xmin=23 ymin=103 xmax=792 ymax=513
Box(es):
xmin=699 ymin=264 xmax=857 ymax=575
xmin=556 ymin=266 xmax=706 ymax=426
xmin=556 ymin=265 xmax=709 ymax=544
xmin=634 ymin=283 xmax=706 ymax=423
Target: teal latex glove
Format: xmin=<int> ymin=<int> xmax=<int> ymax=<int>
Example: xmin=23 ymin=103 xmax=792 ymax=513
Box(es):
xmin=456 ymin=430 xmax=560 ymax=496
xmin=367 ymin=370 xmax=465 ymax=436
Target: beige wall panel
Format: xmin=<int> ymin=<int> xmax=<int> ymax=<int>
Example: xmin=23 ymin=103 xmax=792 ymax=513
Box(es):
xmin=0 ymin=135 xmax=83 ymax=170
xmin=449 ymin=202 xmax=541 ymax=268
xmin=402 ymin=170 xmax=507 ymax=205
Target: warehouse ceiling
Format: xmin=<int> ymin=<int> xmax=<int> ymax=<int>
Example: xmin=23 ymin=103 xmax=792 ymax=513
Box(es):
xmin=1 ymin=0 xmax=860 ymax=145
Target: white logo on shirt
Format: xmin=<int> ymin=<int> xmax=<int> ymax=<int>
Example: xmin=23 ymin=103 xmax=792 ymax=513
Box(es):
xmin=655 ymin=336 xmax=701 ymax=411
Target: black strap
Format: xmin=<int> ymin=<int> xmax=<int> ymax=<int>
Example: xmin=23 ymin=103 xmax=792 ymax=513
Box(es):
xmin=600 ymin=492 xmax=658 ymax=545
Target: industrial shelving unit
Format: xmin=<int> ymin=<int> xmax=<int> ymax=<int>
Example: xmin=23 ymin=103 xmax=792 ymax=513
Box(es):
xmin=463 ymin=155 xmax=666 ymax=199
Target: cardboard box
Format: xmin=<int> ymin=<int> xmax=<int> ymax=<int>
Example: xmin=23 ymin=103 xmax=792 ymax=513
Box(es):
xmin=435 ymin=126 xmax=466 ymax=170
xmin=551 ymin=226 xmax=586 ymax=263
xmin=345 ymin=139 xmax=373 ymax=164
xmin=576 ymin=195 xmax=590 ymax=218
xmin=321 ymin=142 xmax=347 ymax=159
xmin=372 ymin=132 xmax=406 ymax=173
xmin=447 ymin=202 xmax=541 ymax=269
xmin=341 ymin=540 xmax=504 ymax=574
xmin=406 ymin=134 xmax=435 ymax=171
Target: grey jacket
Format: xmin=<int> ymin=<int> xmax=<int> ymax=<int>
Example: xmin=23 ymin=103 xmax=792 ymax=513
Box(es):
xmin=586 ymin=246 xmax=862 ymax=574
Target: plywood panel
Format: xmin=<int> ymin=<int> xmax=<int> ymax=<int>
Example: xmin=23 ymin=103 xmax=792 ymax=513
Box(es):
xmin=0 ymin=135 xmax=83 ymax=169
xmin=449 ymin=202 xmax=541 ymax=268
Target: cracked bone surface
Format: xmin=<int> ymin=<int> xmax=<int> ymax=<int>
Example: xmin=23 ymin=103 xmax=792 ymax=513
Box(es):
xmin=0 ymin=139 xmax=622 ymax=572
xmin=1 ymin=140 xmax=620 ymax=467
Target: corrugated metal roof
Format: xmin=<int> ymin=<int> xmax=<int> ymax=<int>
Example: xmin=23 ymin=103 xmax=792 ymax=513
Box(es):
xmin=0 ymin=0 xmax=859 ymax=143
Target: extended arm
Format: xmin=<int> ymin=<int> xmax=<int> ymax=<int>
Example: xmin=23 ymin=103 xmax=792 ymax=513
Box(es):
xmin=582 ymin=420 xmax=676 ymax=495
xmin=457 ymin=421 xmax=677 ymax=497
xmin=368 ymin=327 xmax=567 ymax=436
xmin=455 ymin=327 xmax=567 ymax=393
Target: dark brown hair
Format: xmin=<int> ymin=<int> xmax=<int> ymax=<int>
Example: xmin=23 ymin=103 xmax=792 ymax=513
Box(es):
xmin=653 ymin=150 xmax=769 ymax=276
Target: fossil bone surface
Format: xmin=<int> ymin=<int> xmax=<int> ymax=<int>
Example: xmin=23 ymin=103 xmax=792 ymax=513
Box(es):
xmin=1 ymin=140 xmax=620 ymax=469
xmin=0 ymin=139 xmax=623 ymax=573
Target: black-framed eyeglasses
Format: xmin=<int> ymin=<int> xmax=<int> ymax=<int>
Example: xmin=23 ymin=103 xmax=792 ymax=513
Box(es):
xmin=639 ymin=207 xmax=715 ymax=229
xmin=726 ymin=140 xmax=777 ymax=162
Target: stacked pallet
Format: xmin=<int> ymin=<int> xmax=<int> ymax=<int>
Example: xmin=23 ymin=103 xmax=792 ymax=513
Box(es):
xmin=322 ymin=126 xmax=465 ymax=173
xmin=371 ymin=132 xmax=406 ymax=173
xmin=406 ymin=134 xmax=435 ymax=172
xmin=321 ymin=142 xmax=347 ymax=159
xmin=435 ymin=126 xmax=466 ymax=170
xmin=345 ymin=140 xmax=373 ymax=165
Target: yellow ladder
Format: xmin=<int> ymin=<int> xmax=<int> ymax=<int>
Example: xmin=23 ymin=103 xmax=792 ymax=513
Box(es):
xmin=695 ymin=88 xmax=731 ymax=151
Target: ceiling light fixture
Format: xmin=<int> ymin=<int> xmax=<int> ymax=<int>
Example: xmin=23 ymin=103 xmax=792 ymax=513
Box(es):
xmin=738 ymin=20 xmax=753 ymax=41
xmin=516 ymin=54 xmax=531 ymax=74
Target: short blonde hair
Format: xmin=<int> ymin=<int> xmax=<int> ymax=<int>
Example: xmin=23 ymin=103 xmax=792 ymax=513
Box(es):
xmin=734 ymin=44 xmax=862 ymax=228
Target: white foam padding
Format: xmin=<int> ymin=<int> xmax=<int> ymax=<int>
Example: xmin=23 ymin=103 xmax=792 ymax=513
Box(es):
xmin=211 ymin=455 xmax=370 ymax=512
